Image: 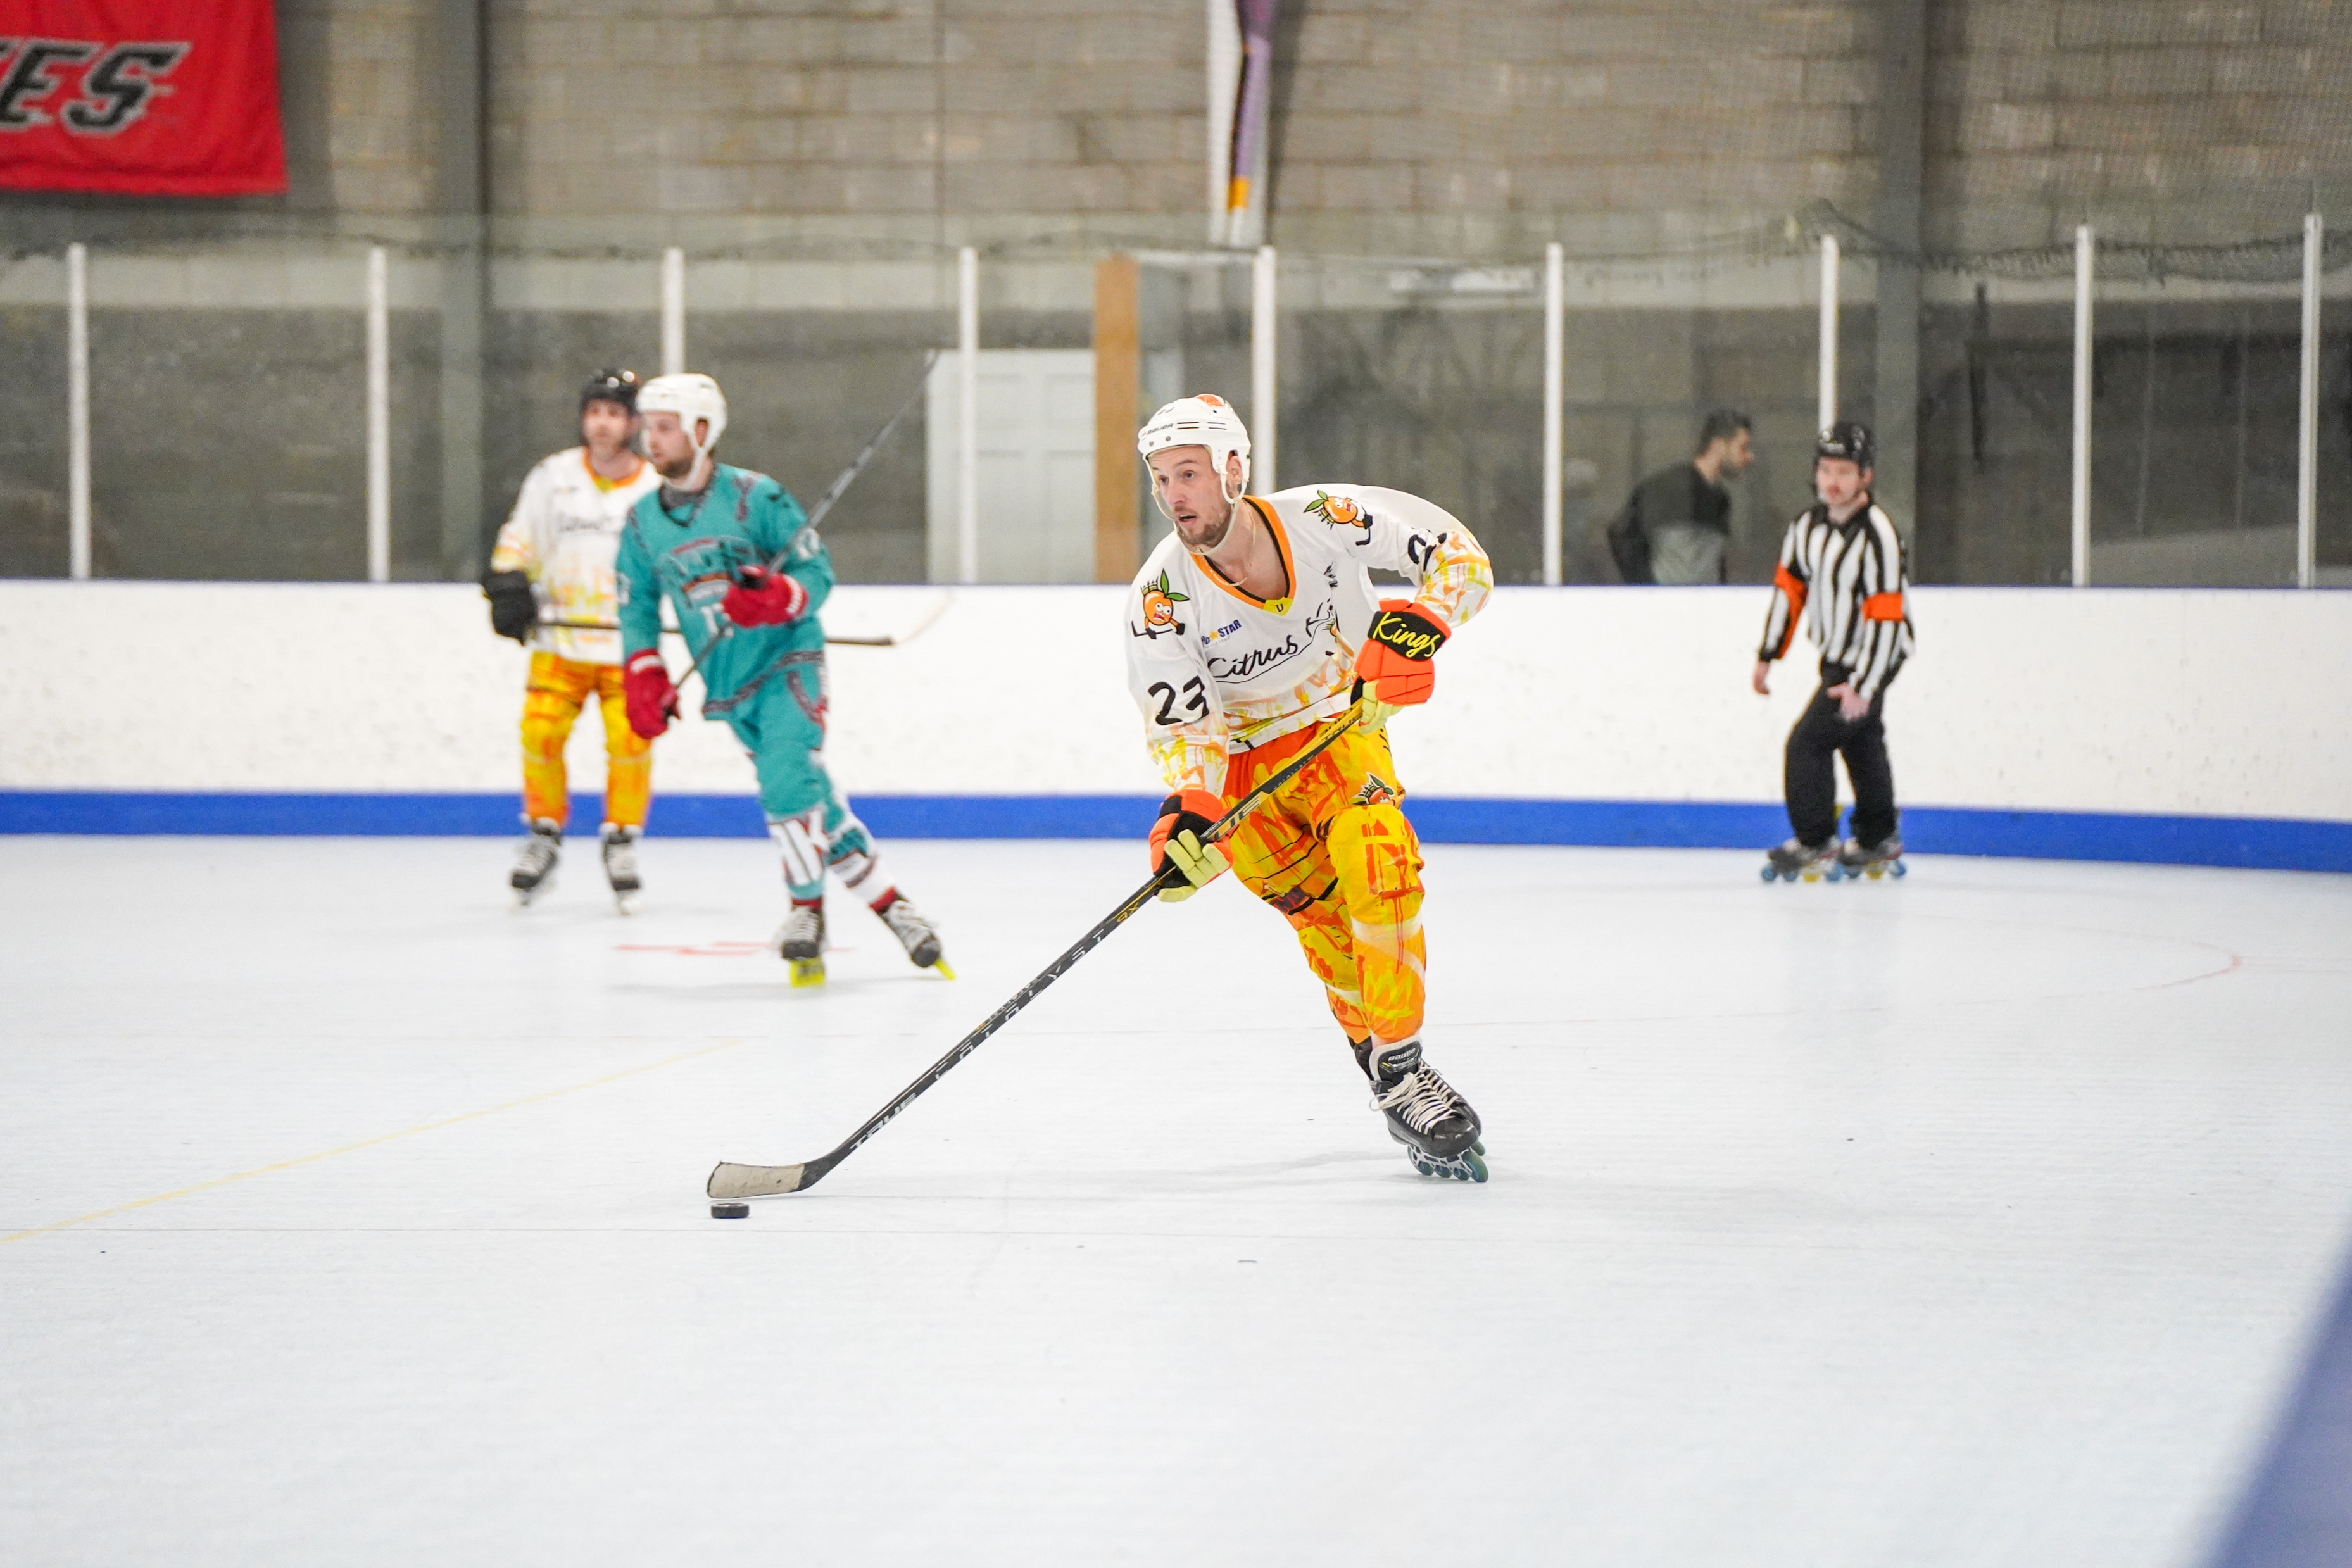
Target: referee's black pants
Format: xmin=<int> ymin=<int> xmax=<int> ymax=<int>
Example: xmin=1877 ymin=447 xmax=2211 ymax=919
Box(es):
xmin=1785 ymin=681 xmax=1897 ymax=848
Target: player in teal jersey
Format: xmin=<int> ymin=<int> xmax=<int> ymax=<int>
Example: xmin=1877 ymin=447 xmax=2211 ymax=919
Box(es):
xmin=616 ymin=372 xmax=950 ymax=986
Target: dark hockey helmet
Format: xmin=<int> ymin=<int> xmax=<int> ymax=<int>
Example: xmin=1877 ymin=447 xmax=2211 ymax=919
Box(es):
xmin=1816 ymin=419 xmax=1875 ymax=472
xmin=581 ymin=368 xmax=641 ymax=414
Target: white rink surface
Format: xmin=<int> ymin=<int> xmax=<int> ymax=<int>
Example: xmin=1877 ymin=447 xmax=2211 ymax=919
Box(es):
xmin=4 ymin=836 xmax=2352 ymax=1568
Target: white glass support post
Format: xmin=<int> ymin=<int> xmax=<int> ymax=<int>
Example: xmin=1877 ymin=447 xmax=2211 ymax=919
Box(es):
xmin=660 ymin=248 xmax=686 ymax=375
xmin=366 ymin=248 xmax=391 ymax=584
xmin=1816 ymin=234 xmax=1839 ymax=431
xmin=2072 ymin=224 xmax=2095 ymax=587
xmin=957 ymin=245 xmax=979 ymax=585
xmin=1542 ymin=241 xmax=1564 ymax=586
xmin=2298 ymin=212 xmax=2322 ymax=589
xmin=66 ymin=241 xmax=90 ymax=580
xmin=1251 ymin=244 xmax=1278 ymax=491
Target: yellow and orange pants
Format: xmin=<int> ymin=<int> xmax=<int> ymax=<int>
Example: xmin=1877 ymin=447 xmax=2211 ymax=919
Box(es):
xmin=520 ymin=651 xmax=653 ymax=830
xmin=1220 ymin=720 xmax=1427 ymax=1048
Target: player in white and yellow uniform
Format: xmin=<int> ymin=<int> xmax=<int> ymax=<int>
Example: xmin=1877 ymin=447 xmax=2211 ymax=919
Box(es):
xmin=1124 ymin=395 xmax=1496 ymax=1181
xmin=482 ymin=370 xmax=663 ymax=909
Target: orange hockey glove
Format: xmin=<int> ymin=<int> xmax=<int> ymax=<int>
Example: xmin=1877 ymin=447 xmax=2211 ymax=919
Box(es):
xmin=1352 ymin=599 xmax=1449 ymax=729
xmin=1148 ymin=789 xmax=1229 ymax=903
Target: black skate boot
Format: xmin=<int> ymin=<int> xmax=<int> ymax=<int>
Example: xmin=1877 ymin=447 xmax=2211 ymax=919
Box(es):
xmin=1836 ymin=832 xmax=1906 ymax=881
xmin=874 ymin=893 xmax=952 ymax=977
xmin=601 ymin=824 xmax=642 ymax=913
xmin=1761 ymin=836 xmax=1841 ymax=884
xmin=510 ymin=819 xmax=562 ymax=906
xmin=775 ymin=902 xmax=825 ymax=988
xmin=1355 ymin=1038 xmax=1487 ymax=1182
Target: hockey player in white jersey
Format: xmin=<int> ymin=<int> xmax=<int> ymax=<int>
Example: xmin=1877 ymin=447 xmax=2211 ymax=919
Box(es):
xmin=482 ymin=370 xmax=663 ymax=909
xmin=1124 ymin=395 xmax=1496 ymax=1181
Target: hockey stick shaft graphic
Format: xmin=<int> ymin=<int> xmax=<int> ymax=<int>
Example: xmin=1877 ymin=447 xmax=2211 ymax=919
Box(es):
xmin=708 ymin=704 xmax=1367 ymax=1201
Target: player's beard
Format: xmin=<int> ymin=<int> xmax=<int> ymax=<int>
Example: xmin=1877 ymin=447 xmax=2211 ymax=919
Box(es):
xmin=1173 ymin=494 xmax=1236 ymax=555
xmin=655 ymin=449 xmax=707 ymax=487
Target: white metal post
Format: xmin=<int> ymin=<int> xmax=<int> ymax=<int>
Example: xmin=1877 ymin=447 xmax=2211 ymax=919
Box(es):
xmin=2072 ymin=224 xmax=2095 ymax=587
xmin=660 ymin=247 xmax=686 ymax=375
xmin=2298 ymin=211 xmax=2322 ymax=589
xmin=366 ymin=248 xmax=391 ymax=584
xmin=957 ymin=245 xmax=979 ymax=585
xmin=1817 ymin=234 xmax=1840 ymax=431
xmin=66 ymin=241 xmax=90 ymax=580
xmin=1251 ymin=244 xmax=1278 ymax=491
xmin=1542 ymin=241 xmax=1564 ymax=586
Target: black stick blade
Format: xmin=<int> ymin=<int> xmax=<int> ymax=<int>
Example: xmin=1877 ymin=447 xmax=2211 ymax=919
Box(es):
xmin=710 ymin=1160 xmax=812 ymax=1199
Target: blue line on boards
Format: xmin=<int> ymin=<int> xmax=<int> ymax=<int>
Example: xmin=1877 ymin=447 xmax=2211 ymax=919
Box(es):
xmin=2 ymin=792 xmax=2347 ymax=874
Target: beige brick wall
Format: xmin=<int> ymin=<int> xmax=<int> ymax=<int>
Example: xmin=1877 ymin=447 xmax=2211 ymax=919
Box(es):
xmin=1928 ymin=0 xmax=2352 ymax=247
xmin=280 ymin=0 xmax=441 ymax=216
xmin=1271 ymin=0 xmax=1875 ymax=226
xmin=280 ymin=1 xmax=2349 ymax=249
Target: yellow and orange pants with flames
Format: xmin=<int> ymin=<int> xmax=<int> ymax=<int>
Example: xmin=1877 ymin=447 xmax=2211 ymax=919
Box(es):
xmin=519 ymin=651 xmax=652 ymax=829
xmin=1217 ymin=720 xmax=1427 ymax=1048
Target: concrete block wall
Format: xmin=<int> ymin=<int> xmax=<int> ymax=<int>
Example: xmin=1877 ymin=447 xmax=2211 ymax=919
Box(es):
xmin=279 ymin=0 xmax=443 ymax=216
xmin=1927 ymin=0 xmax=2352 ymax=248
xmin=9 ymin=3 xmax=2346 ymax=248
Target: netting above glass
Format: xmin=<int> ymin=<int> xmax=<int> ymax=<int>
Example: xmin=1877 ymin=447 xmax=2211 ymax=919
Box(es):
xmin=0 ymin=205 xmax=2344 ymax=587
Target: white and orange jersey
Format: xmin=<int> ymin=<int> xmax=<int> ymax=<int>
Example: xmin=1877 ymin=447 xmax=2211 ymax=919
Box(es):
xmin=488 ymin=446 xmax=662 ymax=666
xmin=1124 ymin=484 xmax=1492 ymax=795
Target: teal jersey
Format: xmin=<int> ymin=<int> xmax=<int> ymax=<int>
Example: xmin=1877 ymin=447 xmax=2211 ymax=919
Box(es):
xmin=615 ymin=463 xmax=835 ymax=715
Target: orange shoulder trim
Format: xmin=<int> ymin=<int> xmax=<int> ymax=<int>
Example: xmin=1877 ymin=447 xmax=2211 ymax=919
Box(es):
xmin=1863 ymin=591 xmax=1906 ymax=622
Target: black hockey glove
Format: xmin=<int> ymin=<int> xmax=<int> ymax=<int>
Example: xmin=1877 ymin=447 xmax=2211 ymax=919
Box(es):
xmin=482 ymin=570 xmax=538 ymax=643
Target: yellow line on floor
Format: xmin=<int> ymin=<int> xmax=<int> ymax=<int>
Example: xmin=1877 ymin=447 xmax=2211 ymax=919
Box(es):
xmin=1 ymin=1039 xmax=746 ymax=1247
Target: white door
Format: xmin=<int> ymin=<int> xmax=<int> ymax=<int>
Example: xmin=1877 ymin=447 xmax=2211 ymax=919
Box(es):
xmin=926 ymin=349 xmax=1097 ymax=583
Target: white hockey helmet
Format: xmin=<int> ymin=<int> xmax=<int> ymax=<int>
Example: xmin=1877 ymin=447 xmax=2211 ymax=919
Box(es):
xmin=636 ymin=372 xmax=728 ymax=456
xmin=1137 ymin=394 xmax=1250 ymax=503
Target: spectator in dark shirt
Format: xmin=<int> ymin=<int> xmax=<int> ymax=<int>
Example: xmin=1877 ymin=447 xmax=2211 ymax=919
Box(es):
xmin=1607 ymin=408 xmax=1754 ymax=584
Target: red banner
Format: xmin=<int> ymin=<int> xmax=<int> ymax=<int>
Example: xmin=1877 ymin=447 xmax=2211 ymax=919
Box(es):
xmin=0 ymin=0 xmax=284 ymax=196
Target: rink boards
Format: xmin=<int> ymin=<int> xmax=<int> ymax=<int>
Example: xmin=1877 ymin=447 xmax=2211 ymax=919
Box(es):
xmin=3 ymin=581 xmax=2349 ymax=870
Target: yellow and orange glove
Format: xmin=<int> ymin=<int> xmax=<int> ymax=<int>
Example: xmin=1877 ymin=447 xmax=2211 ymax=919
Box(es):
xmin=1352 ymin=599 xmax=1449 ymax=730
xmin=1148 ymin=789 xmax=1229 ymax=903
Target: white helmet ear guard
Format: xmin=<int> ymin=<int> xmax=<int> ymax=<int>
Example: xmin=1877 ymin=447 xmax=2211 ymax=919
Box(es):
xmin=636 ymin=372 xmax=729 ymax=456
xmin=1137 ymin=394 xmax=1251 ymax=508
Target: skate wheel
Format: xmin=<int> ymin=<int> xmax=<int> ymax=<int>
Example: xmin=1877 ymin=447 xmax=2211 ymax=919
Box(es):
xmin=1470 ymin=1139 xmax=1485 ymax=1157
xmin=1758 ymin=865 xmax=1777 ymax=883
xmin=1461 ymin=1151 xmax=1488 ymax=1183
xmin=789 ymin=958 xmax=826 ymax=988
xmin=1865 ymin=865 xmax=1883 ymax=880
xmin=1892 ymin=860 xmax=1908 ymax=878
xmin=614 ymin=894 xmax=639 ymax=915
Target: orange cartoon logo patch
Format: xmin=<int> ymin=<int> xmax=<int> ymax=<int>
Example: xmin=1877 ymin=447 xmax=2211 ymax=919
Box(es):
xmin=1306 ymin=489 xmax=1361 ymax=527
xmin=1141 ymin=570 xmax=1189 ymax=630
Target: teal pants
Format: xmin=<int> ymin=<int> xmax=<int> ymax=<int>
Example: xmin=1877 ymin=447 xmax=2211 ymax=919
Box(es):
xmin=715 ymin=653 xmax=875 ymax=898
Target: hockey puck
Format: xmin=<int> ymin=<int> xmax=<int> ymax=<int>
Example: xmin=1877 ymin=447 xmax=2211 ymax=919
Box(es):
xmin=710 ymin=1202 xmax=751 ymax=1219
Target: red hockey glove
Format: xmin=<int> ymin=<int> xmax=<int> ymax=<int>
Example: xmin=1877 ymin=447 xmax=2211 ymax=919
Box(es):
xmin=623 ymin=650 xmax=678 ymax=739
xmin=1148 ymin=789 xmax=1229 ymax=903
xmin=1352 ymin=599 xmax=1449 ymax=728
xmin=721 ymin=564 xmax=809 ymax=628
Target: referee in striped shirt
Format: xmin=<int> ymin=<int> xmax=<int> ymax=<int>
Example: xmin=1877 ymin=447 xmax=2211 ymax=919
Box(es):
xmin=1751 ymin=422 xmax=1916 ymax=872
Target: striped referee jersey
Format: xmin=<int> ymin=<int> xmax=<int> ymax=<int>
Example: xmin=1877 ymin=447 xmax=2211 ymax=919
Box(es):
xmin=1756 ymin=499 xmax=1914 ymax=699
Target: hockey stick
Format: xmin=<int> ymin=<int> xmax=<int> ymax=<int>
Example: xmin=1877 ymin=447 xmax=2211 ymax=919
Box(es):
xmin=542 ymin=594 xmax=950 ymax=650
xmin=665 ymin=349 xmax=940 ymax=698
xmin=708 ymin=702 xmax=1368 ymax=1205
